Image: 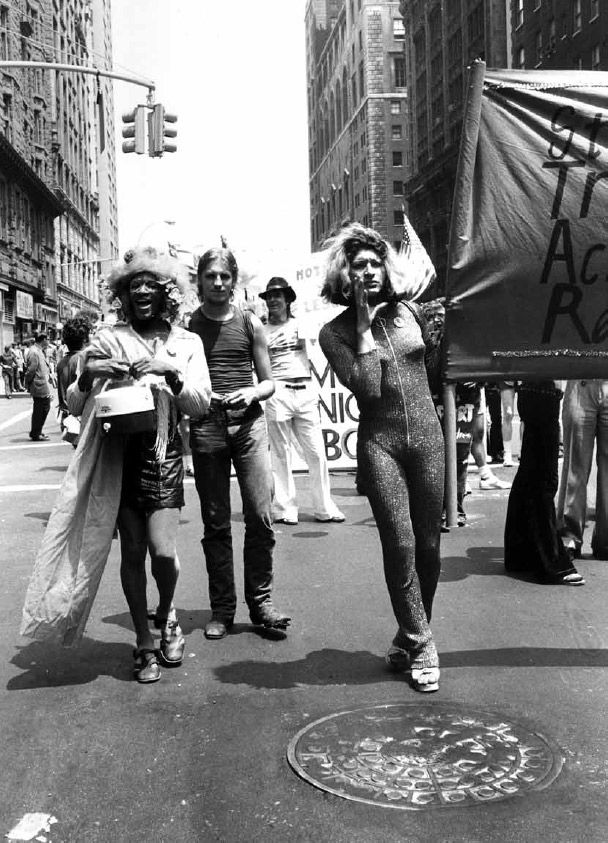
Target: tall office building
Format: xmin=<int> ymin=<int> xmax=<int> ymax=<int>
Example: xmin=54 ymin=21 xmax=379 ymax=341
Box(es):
xmin=0 ymin=1 xmax=63 ymax=347
xmin=399 ymin=0 xmax=508 ymax=291
xmin=91 ymin=0 xmax=118 ymax=290
xmin=512 ymin=0 xmax=605 ymax=71
xmin=0 ymin=0 xmax=118 ymax=350
xmin=306 ymin=0 xmax=412 ymax=252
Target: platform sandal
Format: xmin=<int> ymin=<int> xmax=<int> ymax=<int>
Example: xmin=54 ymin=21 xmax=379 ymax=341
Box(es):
xmin=133 ymin=648 xmax=161 ymax=684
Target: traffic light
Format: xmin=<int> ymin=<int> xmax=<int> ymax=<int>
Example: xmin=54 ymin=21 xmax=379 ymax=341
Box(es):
xmin=121 ymin=105 xmax=147 ymax=154
xmin=148 ymin=103 xmax=177 ymax=157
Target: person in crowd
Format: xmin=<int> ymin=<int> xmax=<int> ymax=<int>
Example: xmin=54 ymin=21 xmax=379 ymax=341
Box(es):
xmin=505 ymin=381 xmax=584 ymax=585
xmin=56 ymin=315 xmax=92 ymax=438
xmin=11 ymin=343 xmax=25 ymax=391
xmin=188 ymin=248 xmax=291 ymax=641
xmin=485 ymin=382 xmax=504 ymax=463
xmin=24 ymin=333 xmax=53 ymax=440
xmin=260 ymin=276 xmax=345 ymax=525
xmin=1 ymin=345 xmax=14 ymax=398
xmin=422 ymin=298 xmax=475 ymax=529
xmin=319 ymin=222 xmax=442 ymax=693
xmin=558 ymin=379 xmax=608 ymax=561
xmin=498 ymin=381 xmax=517 ymax=466
xmin=470 ymin=391 xmax=511 ymax=490
xmin=21 ymin=247 xmax=211 ymax=684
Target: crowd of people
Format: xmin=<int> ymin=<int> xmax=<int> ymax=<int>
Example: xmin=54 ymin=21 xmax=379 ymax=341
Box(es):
xmin=15 ymin=224 xmax=599 ymax=690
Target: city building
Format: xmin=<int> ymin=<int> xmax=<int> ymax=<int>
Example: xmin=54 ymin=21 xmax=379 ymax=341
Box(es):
xmin=306 ymin=0 xmax=412 ymax=252
xmin=399 ymin=0 xmax=509 ymax=294
xmin=0 ymin=0 xmax=118 ymax=350
xmin=511 ymin=0 xmax=605 ymax=72
xmin=0 ymin=1 xmax=63 ymax=348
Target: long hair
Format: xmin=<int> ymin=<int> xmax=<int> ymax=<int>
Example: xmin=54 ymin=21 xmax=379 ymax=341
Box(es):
xmin=321 ymin=222 xmax=417 ymax=306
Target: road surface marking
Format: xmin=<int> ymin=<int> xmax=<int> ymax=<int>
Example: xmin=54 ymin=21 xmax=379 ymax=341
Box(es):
xmin=0 ymin=484 xmax=62 ymax=492
xmin=0 ymin=410 xmax=30 ymax=431
xmin=0 ymin=443 xmax=67 ymax=451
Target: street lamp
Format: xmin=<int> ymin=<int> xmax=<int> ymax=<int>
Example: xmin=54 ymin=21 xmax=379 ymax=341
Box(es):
xmin=136 ymin=219 xmax=176 ymax=245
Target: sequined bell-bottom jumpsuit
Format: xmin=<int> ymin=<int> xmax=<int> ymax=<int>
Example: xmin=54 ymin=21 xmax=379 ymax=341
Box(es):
xmin=320 ymin=301 xmax=444 ymax=669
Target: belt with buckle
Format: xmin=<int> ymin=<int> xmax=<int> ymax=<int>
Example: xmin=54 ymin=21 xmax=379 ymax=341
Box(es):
xmin=282 ymin=380 xmax=309 ymax=390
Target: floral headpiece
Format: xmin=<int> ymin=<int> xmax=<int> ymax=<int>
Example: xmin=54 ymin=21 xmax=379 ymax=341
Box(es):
xmin=100 ymin=246 xmax=191 ymax=323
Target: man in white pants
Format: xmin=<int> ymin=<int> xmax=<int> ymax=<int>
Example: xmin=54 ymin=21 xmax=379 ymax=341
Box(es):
xmin=260 ymin=277 xmax=345 ymax=526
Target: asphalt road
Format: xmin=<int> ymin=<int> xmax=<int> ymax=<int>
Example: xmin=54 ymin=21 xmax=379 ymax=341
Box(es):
xmin=0 ymin=396 xmax=607 ymax=842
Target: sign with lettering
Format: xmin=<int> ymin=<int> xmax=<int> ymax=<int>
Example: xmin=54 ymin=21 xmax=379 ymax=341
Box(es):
xmin=446 ymin=66 xmax=608 ymax=380
xmin=16 ymin=290 xmax=34 ymax=320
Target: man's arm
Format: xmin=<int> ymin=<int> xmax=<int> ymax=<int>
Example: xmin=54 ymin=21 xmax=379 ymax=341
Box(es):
xmin=250 ymin=315 xmax=275 ymax=401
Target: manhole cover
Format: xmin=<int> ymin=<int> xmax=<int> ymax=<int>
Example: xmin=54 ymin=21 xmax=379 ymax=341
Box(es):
xmin=287 ymin=702 xmax=563 ymax=810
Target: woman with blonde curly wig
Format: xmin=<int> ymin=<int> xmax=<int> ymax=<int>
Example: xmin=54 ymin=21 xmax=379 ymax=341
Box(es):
xmin=21 ymin=246 xmax=211 ymax=684
xmin=319 ymin=223 xmax=444 ymax=692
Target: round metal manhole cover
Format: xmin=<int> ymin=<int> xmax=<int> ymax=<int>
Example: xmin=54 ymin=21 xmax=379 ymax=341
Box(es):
xmin=287 ymin=702 xmax=563 ymax=810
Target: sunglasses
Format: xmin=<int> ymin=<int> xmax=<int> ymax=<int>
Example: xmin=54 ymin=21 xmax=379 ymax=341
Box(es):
xmin=351 ymin=258 xmax=383 ymax=271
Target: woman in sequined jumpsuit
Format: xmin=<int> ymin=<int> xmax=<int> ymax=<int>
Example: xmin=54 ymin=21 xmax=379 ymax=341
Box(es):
xmin=319 ymin=224 xmax=444 ymax=692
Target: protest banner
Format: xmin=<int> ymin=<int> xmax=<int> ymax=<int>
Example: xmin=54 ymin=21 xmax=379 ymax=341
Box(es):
xmin=446 ymin=63 xmax=608 ymax=381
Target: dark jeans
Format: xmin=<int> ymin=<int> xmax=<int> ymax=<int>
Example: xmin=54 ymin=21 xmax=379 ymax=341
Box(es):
xmin=190 ymin=412 xmax=275 ymax=620
xmin=504 ymin=385 xmax=574 ymax=579
xmin=30 ymin=395 xmax=51 ymax=438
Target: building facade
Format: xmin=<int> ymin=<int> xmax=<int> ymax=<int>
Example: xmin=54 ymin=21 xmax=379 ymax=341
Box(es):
xmin=0 ymin=1 xmax=63 ymax=347
xmin=0 ymin=0 xmax=118 ymax=350
xmin=511 ymin=0 xmax=605 ymax=72
xmin=399 ymin=0 xmax=509 ymax=294
xmin=306 ymin=0 xmax=412 ymax=252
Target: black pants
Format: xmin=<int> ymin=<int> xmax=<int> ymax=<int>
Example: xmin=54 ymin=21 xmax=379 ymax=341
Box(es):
xmin=30 ymin=396 xmax=51 ymax=438
xmin=486 ymin=387 xmax=504 ymax=460
xmin=504 ymin=386 xmax=574 ymax=578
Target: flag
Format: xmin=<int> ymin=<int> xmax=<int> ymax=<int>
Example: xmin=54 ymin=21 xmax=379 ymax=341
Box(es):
xmin=399 ymin=209 xmax=436 ymax=300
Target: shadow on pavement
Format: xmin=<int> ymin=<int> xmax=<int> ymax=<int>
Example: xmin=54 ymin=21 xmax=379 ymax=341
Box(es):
xmin=212 ymin=645 xmax=608 ymax=690
xmin=8 ymin=638 xmax=133 ymax=688
xmin=440 ymin=546 xmax=505 ymax=582
xmin=101 ymin=608 xmax=212 ymax=636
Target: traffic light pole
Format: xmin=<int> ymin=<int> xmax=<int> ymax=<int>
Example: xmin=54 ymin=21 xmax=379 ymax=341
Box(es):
xmin=0 ymin=60 xmax=156 ymax=101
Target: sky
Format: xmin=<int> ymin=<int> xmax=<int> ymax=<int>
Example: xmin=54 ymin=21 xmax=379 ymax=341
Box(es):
xmin=110 ymin=1 xmax=312 ymax=272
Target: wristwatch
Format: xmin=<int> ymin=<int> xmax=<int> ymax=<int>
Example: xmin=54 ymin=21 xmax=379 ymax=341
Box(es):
xmin=166 ymin=370 xmax=184 ymax=394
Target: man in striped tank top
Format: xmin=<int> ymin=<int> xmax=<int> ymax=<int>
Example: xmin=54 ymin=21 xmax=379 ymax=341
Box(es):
xmin=188 ymin=248 xmax=291 ymax=641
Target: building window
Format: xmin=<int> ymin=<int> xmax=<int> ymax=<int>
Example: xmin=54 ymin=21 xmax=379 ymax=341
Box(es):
xmin=535 ymin=30 xmax=543 ymax=65
xmin=359 ymin=60 xmax=365 ymax=98
xmin=590 ymin=0 xmax=599 ymax=21
xmin=0 ymin=6 xmax=8 ymax=60
xmin=392 ymin=150 xmax=403 ymax=167
xmin=517 ymin=46 xmax=525 ymax=69
xmin=393 ymin=18 xmax=405 ymax=40
xmin=592 ymin=44 xmax=601 ymax=70
xmin=573 ymin=0 xmax=582 ymax=33
xmin=390 ymin=100 xmax=401 ymax=115
xmin=393 ymin=209 xmax=405 ymax=226
xmin=394 ymin=56 xmax=406 ymax=88
xmin=391 ymin=124 xmax=402 ymax=140
xmin=516 ymin=0 xmax=524 ymax=28
xmin=393 ymin=180 xmax=404 ymax=195
xmin=361 ymin=158 xmax=367 ymax=174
